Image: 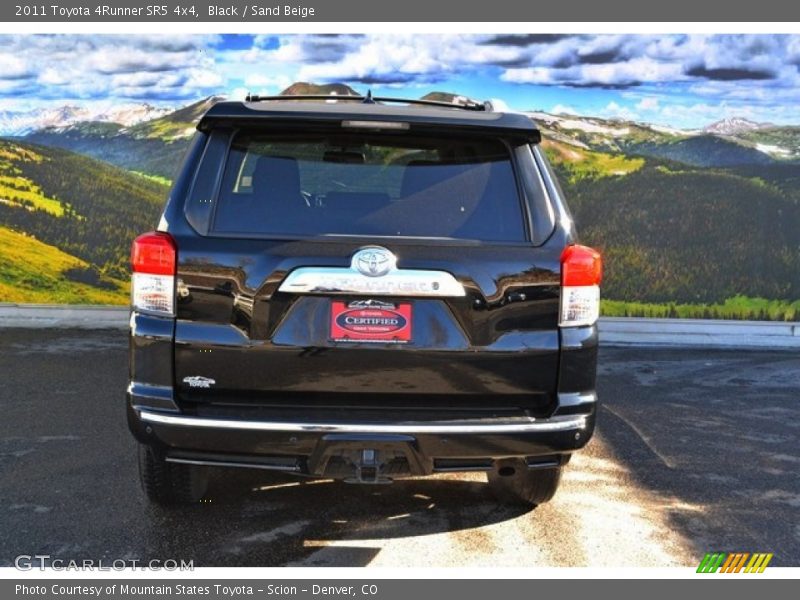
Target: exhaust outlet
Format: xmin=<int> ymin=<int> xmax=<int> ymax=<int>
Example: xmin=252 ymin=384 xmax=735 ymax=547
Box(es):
xmin=497 ymin=466 xmax=516 ymax=477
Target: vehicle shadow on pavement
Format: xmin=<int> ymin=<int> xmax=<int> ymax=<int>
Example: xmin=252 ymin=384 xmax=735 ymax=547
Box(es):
xmin=595 ymin=347 xmax=800 ymax=566
xmin=137 ymin=468 xmax=530 ymax=566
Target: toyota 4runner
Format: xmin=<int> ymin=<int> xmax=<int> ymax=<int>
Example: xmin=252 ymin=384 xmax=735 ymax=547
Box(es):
xmin=127 ymin=94 xmax=602 ymax=507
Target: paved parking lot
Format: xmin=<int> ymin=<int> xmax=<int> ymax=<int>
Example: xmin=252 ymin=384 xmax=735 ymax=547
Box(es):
xmin=0 ymin=328 xmax=797 ymax=567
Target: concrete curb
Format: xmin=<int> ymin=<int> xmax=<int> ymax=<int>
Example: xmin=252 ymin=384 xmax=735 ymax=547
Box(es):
xmin=600 ymin=316 xmax=800 ymax=349
xmin=0 ymin=303 xmax=129 ymax=329
xmin=1 ymin=303 xmax=799 ymax=349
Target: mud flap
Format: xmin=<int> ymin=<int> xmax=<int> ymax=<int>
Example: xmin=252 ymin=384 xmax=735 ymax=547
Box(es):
xmin=306 ymin=433 xmax=430 ymax=484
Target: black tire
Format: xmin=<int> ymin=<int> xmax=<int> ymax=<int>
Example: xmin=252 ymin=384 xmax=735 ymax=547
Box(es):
xmin=487 ymin=460 xmax=562 ymax=507
xmin=137 ymin=444 xmax=208 ymax=506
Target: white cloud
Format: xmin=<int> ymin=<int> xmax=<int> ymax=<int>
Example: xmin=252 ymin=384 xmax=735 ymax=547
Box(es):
xmin=111 ymin=72 xmax=185 ymax=88
xmin=502 ymin=56 xmax=686 ymax=88
xmin=185 ymin=69 xmax=224 ymax=88
xmin=496 ymin=34 xmax=799 ymax=98
xmin=636 ymin=97 xmax=659 ymax=111
xmin=601 ymin=101 xmax=640 ymax=121
xmin=656 ymin=102 xmax=760 ymax=123
xmin=38 ymin=68 xmax=69 ymax=86
xmin=243 ymin=73 xmax=292 ymax=91
xmin=295 ymin=35 xmax=458 ymax=83
xmin=87 ymin=47 xmax=199 ymax=75
xmin=501 ymin=67 xmax=557 ymax=84
xmin=229 ymin=87 xmax=249 ymax=100
xmin=0 ymin=53 xmax=33 ymax=80
xmin=0 ymin=36 xmax=226 ymax=103
xmin=551 ymin=104 xmax=578 ymax=115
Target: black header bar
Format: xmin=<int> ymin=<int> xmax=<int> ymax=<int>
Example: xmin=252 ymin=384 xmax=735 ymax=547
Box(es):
xmin=3 ymin=0 xmax=799 ymax=22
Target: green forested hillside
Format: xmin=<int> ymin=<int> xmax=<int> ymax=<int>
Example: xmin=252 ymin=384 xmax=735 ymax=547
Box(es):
xmin=570 ymin=166 xmax=799 ymax=302
xmin=22 ymin=97 xmax=219 ymax=179
xmin=124 ymin=96 xmax=218 ymax=141
xmin=738 ymin=127 xmax=800 ymax=156
xmin=0 ymin=139 xmax=167 ymax=296
xmin=0 ymin=226 xmax=128 ymax=304
xmin=22 ymin=131 xmax=189 ymax=180
xmin=544 ymin=142 xmax=800 ymax=317
xmin=21 ymin=101 xmax=217 ymax=180
xmin=622 ymin=135 xmax=775 ymax=167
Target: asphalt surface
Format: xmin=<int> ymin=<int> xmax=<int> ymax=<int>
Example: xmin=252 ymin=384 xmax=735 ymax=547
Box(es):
xmin=0 ymin=328 xmax=798 ymax=567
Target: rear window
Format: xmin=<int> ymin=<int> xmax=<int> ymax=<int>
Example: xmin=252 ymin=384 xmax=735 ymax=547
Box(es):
xmin=208 ymin=131 xmax=527 ymax=242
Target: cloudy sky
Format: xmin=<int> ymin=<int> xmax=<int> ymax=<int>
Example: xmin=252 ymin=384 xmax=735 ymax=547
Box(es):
xmin=1 ymin=34 xmax=799 ymax=128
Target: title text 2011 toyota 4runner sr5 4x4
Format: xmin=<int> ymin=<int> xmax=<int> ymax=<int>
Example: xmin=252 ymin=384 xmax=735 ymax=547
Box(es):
xmin=127 ymin=94 xmax=602 ymax=507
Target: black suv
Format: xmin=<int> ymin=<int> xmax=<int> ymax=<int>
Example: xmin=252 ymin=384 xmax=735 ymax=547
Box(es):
xmin=127 ymin=95 xmax=602 ymax=507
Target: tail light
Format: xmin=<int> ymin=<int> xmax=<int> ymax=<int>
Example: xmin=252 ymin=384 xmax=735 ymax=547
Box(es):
xmin=560 ymin=244 xmax=602 ymax=327
xmin=131 ymin=232 xmax=177 ymax=316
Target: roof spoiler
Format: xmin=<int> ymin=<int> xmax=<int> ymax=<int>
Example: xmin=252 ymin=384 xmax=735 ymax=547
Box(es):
xmin=243 ymin=92 xmax=489 ymax=112
xmin=197 ymin=97 xmax=541 ymax=144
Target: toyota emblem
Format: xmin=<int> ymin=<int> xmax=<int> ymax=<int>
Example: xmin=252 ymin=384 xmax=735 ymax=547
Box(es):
xmin=352 ymin=247 xmax=396 ymax=277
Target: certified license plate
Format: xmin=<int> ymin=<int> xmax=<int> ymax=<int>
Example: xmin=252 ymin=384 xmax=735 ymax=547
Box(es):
xmin=330 ymin=300 xmax=412 ymax=343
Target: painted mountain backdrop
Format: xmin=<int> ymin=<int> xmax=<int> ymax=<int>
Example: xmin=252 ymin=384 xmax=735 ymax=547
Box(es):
xmin=1 ymin=83 xmax=799 ymax=319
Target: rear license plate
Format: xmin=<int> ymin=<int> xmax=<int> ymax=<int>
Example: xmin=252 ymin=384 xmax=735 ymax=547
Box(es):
xmin=330 ymin=300 xmax=412 ymax=344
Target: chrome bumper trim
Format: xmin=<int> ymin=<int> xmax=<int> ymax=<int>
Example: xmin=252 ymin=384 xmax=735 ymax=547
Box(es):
xmin=557 ymin=391 xmax=597 ymax=407
xmin=138 ymin=410 xmax=587 ymax=435
xmin=165 ymin=457 xmax=300 ymax=472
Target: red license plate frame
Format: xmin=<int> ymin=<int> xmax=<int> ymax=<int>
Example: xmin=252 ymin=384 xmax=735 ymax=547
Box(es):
xmin=330 ymin=300 xmax=413 ymax=344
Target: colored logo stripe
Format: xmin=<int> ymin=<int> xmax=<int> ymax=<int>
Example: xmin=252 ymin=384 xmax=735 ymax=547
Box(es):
xmin=720 ymin=553 xmax=749 ymax=573
xmin=697 ymin=552 xmax=773 ymax=573
xmin=744 ymin=553 xmax=773 ymax=573
xmin=697 ymin=553 xmax=726 ymax=573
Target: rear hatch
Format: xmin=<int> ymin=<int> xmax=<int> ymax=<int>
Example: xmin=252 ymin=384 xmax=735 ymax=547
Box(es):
xmin=172 ymin=118 xmax=561 ymax=418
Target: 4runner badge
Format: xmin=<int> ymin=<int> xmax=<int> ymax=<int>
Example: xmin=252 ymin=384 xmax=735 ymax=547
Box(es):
xmin=352 ymin=247 xmax=396 ymax=277
xmin=183 ymin=376 xmax=216 ymax=389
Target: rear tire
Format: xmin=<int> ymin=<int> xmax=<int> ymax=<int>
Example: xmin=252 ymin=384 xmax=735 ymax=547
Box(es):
xmin=138 ymin=444 xmax=208 ymax=506
xmin=487 ymin=459 xmax=562 ymax=507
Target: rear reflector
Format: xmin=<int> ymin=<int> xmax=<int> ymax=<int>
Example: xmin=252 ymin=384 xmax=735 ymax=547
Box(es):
xmin=131 ymin=232 xmax=176 ymax=316
xmin=560 ymin=245 xmax=602 ymax=327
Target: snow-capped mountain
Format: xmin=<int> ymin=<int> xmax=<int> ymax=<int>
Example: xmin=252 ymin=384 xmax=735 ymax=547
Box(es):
xmin=93 ymin=104 xmax=172 ymax=128
xmin=703 ymin=117 xmax=769 ymax=136
xmin=530 ymin=111 xmax=773 ymax=139
xmin=0 ymin=106 xmax=87 ymax=136
xmin=0 ymin=103 xmax=171 ymax=136
xmin=529 ymin=111 xmax=635 ymax=137
xmin=521 ymin=109 xmax=800 ymax=164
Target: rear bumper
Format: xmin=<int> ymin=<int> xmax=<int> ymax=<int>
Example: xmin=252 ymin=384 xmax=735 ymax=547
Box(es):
xmin=127 ymin=403 xmax=595 ymax=477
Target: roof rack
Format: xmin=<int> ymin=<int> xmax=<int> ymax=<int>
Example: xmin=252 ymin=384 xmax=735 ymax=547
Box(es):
xmin=243 ymin=92 xmax=489 ymax=112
